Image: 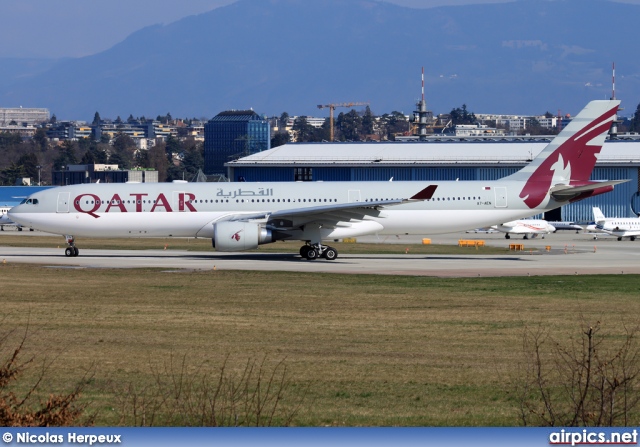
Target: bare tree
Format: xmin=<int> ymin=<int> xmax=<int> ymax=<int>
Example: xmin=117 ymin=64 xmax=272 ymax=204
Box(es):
xmin=516 ymin=322 xmax=640 ymax=426
xmin=111 ymin=354 xmax=307 ymax=426
xmin=0 ymin=324 xmax=94 ymax=426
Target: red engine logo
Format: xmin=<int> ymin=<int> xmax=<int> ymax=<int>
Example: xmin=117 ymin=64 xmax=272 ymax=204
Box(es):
xmin=231 ymin=230 xmax=242 ymax=241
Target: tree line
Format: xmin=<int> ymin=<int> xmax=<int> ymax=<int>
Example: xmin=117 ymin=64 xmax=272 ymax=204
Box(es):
xmin=0 ymin=130 xmax=203 ymax=186
xmin=273 ymin=106 xmax=411 ymax=145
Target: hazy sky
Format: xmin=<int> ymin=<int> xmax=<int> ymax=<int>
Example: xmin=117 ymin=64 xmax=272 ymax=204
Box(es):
xmin=1 ymin=0 xmax=638 ymax=58
xmin=0 ymin=0 xmax=513 ymax=58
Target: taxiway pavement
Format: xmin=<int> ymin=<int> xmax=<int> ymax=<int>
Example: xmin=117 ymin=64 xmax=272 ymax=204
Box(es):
xmin=1 ymin=230 xmax=638 ymax=277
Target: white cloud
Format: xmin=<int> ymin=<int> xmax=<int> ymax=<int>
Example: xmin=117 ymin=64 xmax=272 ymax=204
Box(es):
xmin=502 ymin=40 xmax=548 ymax=51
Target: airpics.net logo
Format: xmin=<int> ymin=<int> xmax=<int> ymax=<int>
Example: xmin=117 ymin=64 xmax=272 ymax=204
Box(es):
xmin=549 ymin=429 xmax=638 ymax=446
xmin=3 ymin=432 xmax=121 ymax=445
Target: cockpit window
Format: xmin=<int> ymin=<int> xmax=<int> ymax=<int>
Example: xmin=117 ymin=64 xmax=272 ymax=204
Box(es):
xmin=20 ymin=199 xmax=27 ymax=204
xmin=23 ymin=198 xmax=38 ymax=205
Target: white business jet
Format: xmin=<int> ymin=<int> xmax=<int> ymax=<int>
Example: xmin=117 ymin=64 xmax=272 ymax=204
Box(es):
xmin=0 ymin=205 xmax=28 ymax=231
xmin=0 ymin=206 xmax=15 ymax=230
xmin=9 ymin=100 xmax=625 ymax=260
xmin=492 ymin=219 xmax=556 ymax=239
xmin=591 ymin=207 xmax=640 ymax=241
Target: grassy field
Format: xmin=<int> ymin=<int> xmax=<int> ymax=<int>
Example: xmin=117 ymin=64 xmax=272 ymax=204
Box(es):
xmin=1 ymin=262 xmax=639 ymax=426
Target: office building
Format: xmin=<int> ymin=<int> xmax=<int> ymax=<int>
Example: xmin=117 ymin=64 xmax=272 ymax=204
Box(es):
xmin=204 ymin=110 xmax=270 ymax=175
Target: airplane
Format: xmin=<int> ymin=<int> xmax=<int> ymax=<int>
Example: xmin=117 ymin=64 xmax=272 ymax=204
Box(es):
xmin=9 ymin=100 xmax=625 ymax=260
xmin=0 ymin=206 xmax=13 ymax=230
xmin=549 ymin=221 xmax=583 ymax=233
xmin=590 ymin=207 xmax=640 ymax=241
xmin=491 ymin=219 xmax=556 ymax=239
xmin=0 ymin=205 xmax=27 ymax=231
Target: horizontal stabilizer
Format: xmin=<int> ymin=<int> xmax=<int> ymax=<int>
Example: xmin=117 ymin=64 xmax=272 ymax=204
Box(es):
xmin=550 ymin=180 xmax=629 ymax=201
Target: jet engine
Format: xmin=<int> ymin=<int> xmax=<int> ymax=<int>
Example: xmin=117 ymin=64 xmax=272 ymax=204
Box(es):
xmin=212 ymin=221 xmax=273 ymax=251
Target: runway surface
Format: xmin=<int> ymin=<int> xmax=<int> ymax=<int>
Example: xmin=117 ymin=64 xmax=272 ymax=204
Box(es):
xmin=2 ymin=229 xmax=639 ymax=277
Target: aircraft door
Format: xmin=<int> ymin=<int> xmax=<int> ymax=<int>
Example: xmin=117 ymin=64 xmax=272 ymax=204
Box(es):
xmin=57 ymin=192 xmax=70 ymax=213
xmin=348 ymin=190 xmax=361 ymax=203
xmin=494 ymin=187 xmax=507 ymax=208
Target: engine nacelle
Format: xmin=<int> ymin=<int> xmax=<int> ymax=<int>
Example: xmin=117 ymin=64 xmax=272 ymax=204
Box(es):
xmin=213 ymin=221 xmax=273 ymax=252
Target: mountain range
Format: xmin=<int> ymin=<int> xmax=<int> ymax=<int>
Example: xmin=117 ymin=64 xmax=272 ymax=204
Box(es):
xmin=0 ymin=0 xmax=638 ymax=121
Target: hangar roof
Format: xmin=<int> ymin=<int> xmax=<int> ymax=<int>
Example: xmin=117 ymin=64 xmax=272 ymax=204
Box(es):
xmin=227 ymin=138 xmax=640 ymax=167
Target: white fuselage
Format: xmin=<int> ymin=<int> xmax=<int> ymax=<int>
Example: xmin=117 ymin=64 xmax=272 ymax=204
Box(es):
xmin=492 ymin=219 xmax=556 ymax=235
xmin=0 ymin=206 xmax=16 ymax=227
xmin=595 ymin=218 xmax=640 ymax=239
xmin=9 ymin=180 xmax=555 ymax=240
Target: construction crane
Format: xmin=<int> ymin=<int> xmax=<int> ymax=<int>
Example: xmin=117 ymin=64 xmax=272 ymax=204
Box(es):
xmin=317 ymin=102 xmax=369 ymax=142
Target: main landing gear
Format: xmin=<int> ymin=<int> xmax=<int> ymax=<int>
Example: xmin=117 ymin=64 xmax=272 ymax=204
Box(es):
xmin=64 ymin=235 xmax=79 ymax=257
xmin=299 ymin=244 xmax=338 ymax=261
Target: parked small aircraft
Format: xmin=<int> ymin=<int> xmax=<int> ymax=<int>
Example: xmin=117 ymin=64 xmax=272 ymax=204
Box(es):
xmin=492 ymin=219 xmax=556 ymax=239
xmin=590 ymin=207 xmax=640 ymax=240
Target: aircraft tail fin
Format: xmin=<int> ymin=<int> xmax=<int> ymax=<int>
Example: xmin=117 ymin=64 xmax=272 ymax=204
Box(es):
xmin=593 ymin=207 xmax=606 ymax=223
xmin=505 ymin=100 xmax=620 ymax=209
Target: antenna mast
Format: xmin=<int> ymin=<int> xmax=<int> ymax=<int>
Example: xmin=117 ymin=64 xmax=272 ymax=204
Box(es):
xmin=612 ymin=62 xmax=616 ymax=100
xmin=415 ymin=67 xmax=428 ymax=140
xmin=610 ymin=62 xmax=618 ymax=139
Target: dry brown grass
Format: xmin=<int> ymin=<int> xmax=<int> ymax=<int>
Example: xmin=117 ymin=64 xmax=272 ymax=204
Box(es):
xmin=0 ymin=263 xmax=638 ymax=425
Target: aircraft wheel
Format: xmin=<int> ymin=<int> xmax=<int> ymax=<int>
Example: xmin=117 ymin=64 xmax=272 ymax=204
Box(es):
xmin=300 ymin=245 xmax=310 ymax=258
xmin=305 ymin=248 xmax=318 ymax=260
xmin=17 ymin=227 xmax=22 ymax=232
xmin=73 ymin=247 xmax=79 ymax=257
xmin=65 ymin=247 xmax=74 ymax=257
xmin=631 ymin=236 xmax=636 ymax=241
xmin=324 ymin=247 xmax=338 ymax=261
xmin=618 ymin=237 xmax=622 ymax=241
xmin=505 ymin=234 xmax=510 ymax=239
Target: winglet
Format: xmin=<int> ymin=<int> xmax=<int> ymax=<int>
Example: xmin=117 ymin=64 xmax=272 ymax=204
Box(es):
xmin=411 ymin=185 xmax=438 ymax=200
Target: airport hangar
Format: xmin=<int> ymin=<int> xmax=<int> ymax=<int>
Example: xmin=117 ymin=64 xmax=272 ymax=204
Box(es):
xmin=226 ymin=136 xmax=640 ymax=223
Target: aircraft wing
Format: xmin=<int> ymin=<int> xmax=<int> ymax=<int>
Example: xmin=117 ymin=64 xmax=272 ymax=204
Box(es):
xmin=550 ymin=180 xmax=628 ymax=201
xmin=218 ymin=185 xmax=437 ymax=230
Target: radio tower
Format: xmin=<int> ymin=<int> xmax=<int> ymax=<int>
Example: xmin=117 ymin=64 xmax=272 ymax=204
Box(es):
xmin=610 ymin=62 xmax=618 ymax=139
xmin=415 ymin=67 xmax=428 ymax=141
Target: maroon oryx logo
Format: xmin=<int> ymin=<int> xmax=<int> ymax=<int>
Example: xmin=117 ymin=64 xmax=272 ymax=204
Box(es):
xmin=518 ymin=104 xmax=618 ymax=209
xmin=231 ymin=230 xmax=242 ymax=241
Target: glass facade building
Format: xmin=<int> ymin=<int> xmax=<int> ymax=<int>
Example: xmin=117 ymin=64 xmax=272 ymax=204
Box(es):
xmin=204 ymin=110 xmax=270 ymax=175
